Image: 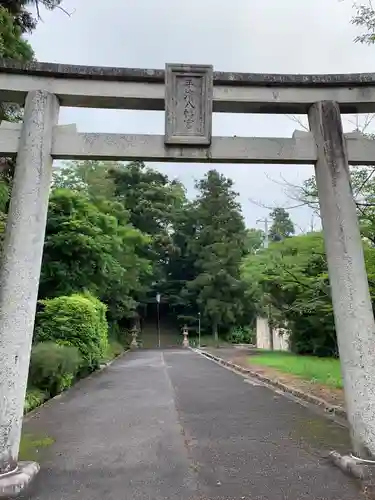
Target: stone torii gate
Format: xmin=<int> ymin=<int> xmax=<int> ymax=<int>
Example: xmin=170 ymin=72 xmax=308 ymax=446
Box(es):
xmin=1 ymin=60 xmax=375 ymax=494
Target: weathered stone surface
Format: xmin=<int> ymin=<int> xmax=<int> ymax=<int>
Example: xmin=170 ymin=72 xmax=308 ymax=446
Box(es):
xmin=0 ymin=59 xmax=166 ymax=83
xmin=2 ymin=127 xmax=375 ymax=165
xmin=0 ymin=129 xmax=318 ymax=162
xmin=256 ymin=317 xmax=271 ymax=349
xmin=309 ymin=100 xmax=375 ymax=459
xmin=329 ymin=452 xmax=365 ymax=480
xmin=3 ymin=68 xmax=375 ymax=113
xmin=0 ymin=461 xmax=39 ymax=498
xmin=2 ymin=59 xmax=375 ymax=87
xmin=165 ymin=64 xmax=213 ymax=146
xmin=0 ymin=90 xmax=59 ymax=473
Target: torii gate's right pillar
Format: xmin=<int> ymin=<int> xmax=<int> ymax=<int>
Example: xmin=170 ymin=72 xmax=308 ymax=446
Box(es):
xmin=309 ymin=101 xmax=375 ymax=461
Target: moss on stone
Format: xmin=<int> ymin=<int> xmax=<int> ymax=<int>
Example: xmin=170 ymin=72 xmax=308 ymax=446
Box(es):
xmin=19 ymin=433 xmax=55 ymax=461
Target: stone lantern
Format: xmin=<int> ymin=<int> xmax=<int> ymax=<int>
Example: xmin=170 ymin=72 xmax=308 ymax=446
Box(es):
xmin=130 ymin=325 xmax=138 ymax=349
xmin=182 ymin=324 xmax=189 ymax=347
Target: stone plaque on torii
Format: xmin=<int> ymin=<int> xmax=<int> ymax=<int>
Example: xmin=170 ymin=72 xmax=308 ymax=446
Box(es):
xmin=164 ymin=63 xmax=213 ymax=146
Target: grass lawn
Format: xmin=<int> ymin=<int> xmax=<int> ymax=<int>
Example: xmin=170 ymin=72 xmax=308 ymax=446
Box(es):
xmin=248 ymin=351 xmax=342 ymax=389
xmin=191 ymin=335 xmax=230 ymax=348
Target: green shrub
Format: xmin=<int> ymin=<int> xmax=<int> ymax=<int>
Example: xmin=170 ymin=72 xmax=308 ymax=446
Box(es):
xmin=28 ymin=342 xmax=81 ymax=397
xmin=24 ymin=389 xmax=47 ymax=414
xmin=35 ymin=293 xmax=109 ymax=371
xmin=121 ymin=329 xmax=132 ymax=349
xmin=108 ymin=320 xmax=121 ymax=340
xmin=107 ymin=321 xmax=132 ymax=349
xmin=227 ymin=326 xmax=255 ymax=345
xmin=101 ymin=340 xmax=124 ymax=364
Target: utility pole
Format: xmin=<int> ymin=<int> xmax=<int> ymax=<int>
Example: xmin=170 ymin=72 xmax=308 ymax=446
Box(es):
xmin=198 ymin=312 xmax=201 ymax=348
xmin=256 ymin=218 xmax=269 ymax=249
xmin=156 ymin=293 xmax=161 ymax=349
xmin=310 ymin=215 xmax=315 ymax=233
xmin=256 ymin=217 xmax=272 ymax=350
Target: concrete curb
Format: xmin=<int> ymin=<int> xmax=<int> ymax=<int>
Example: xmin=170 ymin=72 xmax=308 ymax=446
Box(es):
xmin=194 ymin=348 xmax=347 ymax=419
xmin=24 ymin=349 xmax=130 ymax=421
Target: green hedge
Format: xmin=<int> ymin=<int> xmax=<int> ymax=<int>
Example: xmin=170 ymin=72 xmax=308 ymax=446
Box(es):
xmin=227 ymin=326 xmax=255 ymax=344
xmin=35 ymin=293 xmax=109 ymax=372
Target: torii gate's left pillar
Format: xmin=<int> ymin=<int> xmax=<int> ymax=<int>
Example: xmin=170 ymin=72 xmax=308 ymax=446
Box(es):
xmin=0 ymin=90 xmax=59 ymax=497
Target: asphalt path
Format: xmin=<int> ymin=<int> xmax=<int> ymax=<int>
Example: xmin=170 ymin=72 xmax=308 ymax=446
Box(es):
xmin=20 ymin=349 xmax=361 ymax=500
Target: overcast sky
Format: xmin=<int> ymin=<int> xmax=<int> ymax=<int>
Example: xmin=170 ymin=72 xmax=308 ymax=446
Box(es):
xmin=28 ymin=0 xmax=374 ymax=231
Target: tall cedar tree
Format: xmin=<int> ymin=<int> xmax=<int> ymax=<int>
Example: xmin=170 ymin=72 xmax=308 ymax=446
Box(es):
xmin=163 ymin=199 xmax=198 ymax=324
xmin=188 ymin=170 xmax=247 ymax=339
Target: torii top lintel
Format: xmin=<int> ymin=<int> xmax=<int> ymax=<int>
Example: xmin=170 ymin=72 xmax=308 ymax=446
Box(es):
xmin=1 ymin=59 xmax=375 ymax=86
xmin=1 ymin=60 xmax=375 ymax=114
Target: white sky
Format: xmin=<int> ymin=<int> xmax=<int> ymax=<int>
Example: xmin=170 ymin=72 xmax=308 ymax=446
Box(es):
xmin=28 ymin=0 xmax=375 ymax=231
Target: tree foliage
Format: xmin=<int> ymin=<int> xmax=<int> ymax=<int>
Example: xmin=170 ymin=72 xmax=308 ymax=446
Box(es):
xmin=53 ymin=160 xmax=117 ymax=200
xmin=269 ymin=207 xmax=295 ymax=242
xmin=351 ymin=1 xmax=375 ymax=44
xmin=0 ymin=0 xmax=63 ymax=33
xmin=0 ymin=4 xmax=34 ymax=125
xmin=44 ymin=164 xmax=256 ymax=343
xmin=40 ymin=188 xmax=151 ymax=323
xmin=109 ymin=161 xmax=185 ymax=236
xmin=243 ymin=218 xmax=375 ymax=357
xmin=242 ymin=232 xmax=337 ymax=356
xmin=245 ymin=228 xmax=264 ymax=254
xmin=108 ymin=161 xmax=186 ymax=289
xmin=0 ymin=5 xmax=34 ymax=61
xmin=295 ymin=163 xmax=375 ymax=244
xmin=183 ymin=170 xmax=249 ymax=339
xmin=0 ymin=0 xmax=41 ymax=216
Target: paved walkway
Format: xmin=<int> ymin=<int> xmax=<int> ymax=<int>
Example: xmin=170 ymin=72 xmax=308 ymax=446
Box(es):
xmin=20 ymin=350 xmax=360 ymax=500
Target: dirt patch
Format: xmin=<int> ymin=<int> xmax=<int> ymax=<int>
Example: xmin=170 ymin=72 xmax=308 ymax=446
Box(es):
xmin=230 ymin=353 xmax=345 ymax=409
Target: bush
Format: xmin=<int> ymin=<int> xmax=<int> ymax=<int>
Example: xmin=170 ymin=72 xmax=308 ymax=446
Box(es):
xmin=28 ymin=342 xmax=81 ymax=397
xmin=35 ymin=293 xmax=109 ymax=371
xmin=101 ymin=340 xmax=124 ymax=364
xmin=227 ymin=326 xmax=255 ymax=345
xmin=24 ymin=389 xmax=47 ymax=414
